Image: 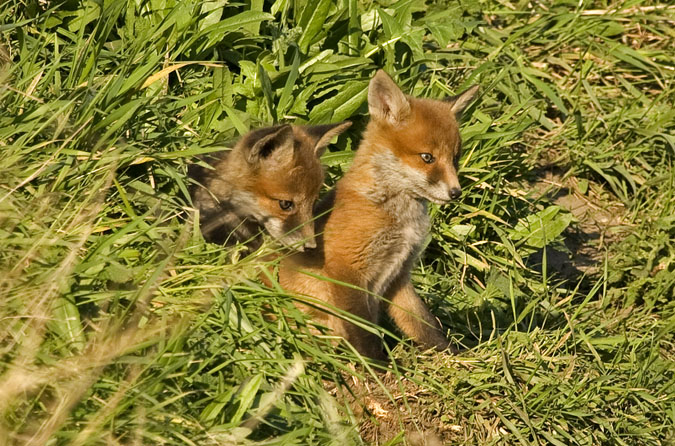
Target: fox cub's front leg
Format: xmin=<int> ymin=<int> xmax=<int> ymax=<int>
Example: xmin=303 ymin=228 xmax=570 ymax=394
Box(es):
xmin=385 ymin=276 xmax=450 ymax=352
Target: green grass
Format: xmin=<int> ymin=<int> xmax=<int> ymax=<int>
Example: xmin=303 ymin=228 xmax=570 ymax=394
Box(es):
xmin=1 ymin=0 xmax=673 ymax=444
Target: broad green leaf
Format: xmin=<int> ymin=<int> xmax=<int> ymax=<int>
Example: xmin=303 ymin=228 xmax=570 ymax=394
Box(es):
xmin=200 ymin=388 xmax=236 ymax=423
xmin=199 ymin=1 xmax=227 ymax=31
xmin=181 ymin=11 xmax=274 ymax=53
xmin=308 ymin=81 xmax=367 ymax=123
xmin=297 ymin=0 xmax=332 ymax=53
xmin=50 ymin=296 xmax=85 ymax=351
xmin=511 ymin=205 xmax=575 ymax=252
xmin=231 ymin=374 xmax=264 ymax=424
xmin=377 ymin=8 xmax=403 ymax=41
xmin=243 ymin=0 xmax=264 ymax=34
xmin=321 ymin=151 xmax=355 ymax=168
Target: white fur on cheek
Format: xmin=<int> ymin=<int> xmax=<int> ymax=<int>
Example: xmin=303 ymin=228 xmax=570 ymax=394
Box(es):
xmin=368 ymin=149 xmax=451 ymax=203
xmin=230 ymin=190 xmax=261 ymax=217
xmin=264 ymin=218 xmax=285 ymax=239
xmin=265 ymin=218 xmax=308 ymax=248
xmin=425 ymin=182 xmax=451 ymax=203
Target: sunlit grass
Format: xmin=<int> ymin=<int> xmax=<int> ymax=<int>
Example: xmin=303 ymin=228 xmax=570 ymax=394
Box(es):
xmin=0 ymin=0 xmax=673 ymax=444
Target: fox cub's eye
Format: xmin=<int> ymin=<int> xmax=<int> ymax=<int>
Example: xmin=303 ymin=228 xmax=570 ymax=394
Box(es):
xmin=278 ymin=200 xmax=294 ymax=210
xmin=420 ymin=153 xmax=435 ymax=164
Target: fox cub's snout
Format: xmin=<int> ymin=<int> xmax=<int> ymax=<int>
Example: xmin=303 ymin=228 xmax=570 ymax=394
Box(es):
xmin=367 ymin=70 xmax=480 ymax=205
xmin=190 ymin=122 xmax=351 ymax=250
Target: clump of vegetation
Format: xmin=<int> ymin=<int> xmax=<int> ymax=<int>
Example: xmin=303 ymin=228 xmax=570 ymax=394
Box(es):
xmin=1 ymin=0 xmax=673 ymax=444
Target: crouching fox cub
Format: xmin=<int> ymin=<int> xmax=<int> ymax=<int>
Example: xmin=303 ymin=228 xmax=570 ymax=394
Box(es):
xmin=189 ymin=122 xmax=351 ymax=250
xmin=279 ymin=71 xmax=478 ymax=359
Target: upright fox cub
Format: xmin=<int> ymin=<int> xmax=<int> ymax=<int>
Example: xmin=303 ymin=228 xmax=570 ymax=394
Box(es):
xmin=279 ymin=71 xmax=478 ymax=359
xmin=190 ymin=122 xmax=351 ymax=250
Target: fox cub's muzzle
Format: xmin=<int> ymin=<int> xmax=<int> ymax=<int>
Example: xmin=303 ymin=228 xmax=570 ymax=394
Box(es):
xmin=426 ymin=183 xmax=462 ymax=204
xmin=302 ymin=236 xmax=317 ymax=250
xmin=271 ymin=219 xmax=317 ymax=252
xmin=297 ymin=224 xmax=317 ymax=251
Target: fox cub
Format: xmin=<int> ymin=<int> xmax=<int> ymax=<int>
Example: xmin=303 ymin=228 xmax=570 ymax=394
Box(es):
xmin=279 ymin=71 xmax=478 ymax=359
xmin=189 ymin=122 xmax=351 ymax=250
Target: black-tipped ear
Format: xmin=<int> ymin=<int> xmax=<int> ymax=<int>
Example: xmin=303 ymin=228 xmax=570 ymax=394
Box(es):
xmin=445 ymin=85 xmax=479 ymax=120
xmin=304 ymin=121 xmax=352 ymax=157
xmin=368 ymin=70 xmax=411 ymax=125
xmin=246 ymin=125 xmax=294 ymax=164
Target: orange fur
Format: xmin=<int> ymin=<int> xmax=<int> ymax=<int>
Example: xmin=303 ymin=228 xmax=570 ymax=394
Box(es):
xmin=190 ymin=122 xmax=351 ymax=250
xmin=279 ymin=71 xmax=479 ymax=359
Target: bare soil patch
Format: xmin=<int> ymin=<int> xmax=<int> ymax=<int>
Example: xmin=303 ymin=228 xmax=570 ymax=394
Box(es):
xmin=528 ymin=166 xmax=630 ymax=281
xmin=327 ymin=366 xmax=463 ymax=446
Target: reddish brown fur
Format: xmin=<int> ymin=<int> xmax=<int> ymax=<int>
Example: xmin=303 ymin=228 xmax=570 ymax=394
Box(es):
xmin=279 ymin=71 xmax=478 ymax=359
xmin=190 ymin=123 xmax=350 ymax=249
xmin=366 ymin=97 xmax=463 ymax=195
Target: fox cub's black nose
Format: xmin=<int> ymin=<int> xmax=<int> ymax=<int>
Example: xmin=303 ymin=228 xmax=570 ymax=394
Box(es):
xmin=449 ymin=187 xmax=462 ymax=199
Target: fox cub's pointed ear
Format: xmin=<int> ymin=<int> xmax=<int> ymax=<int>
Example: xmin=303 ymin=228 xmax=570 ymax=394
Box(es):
xmin=304 ymin=121 xmax=352 ymax=157
xmin=247 ymin=125 xmax=295 ymax=165
xmin=368 ymin=70 xmax=411 ymax=125
xmin=445 ymin=85 xmax=479 ymax=120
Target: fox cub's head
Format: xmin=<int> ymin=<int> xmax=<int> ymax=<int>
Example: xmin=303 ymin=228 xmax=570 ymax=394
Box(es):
xmin=237 ymin=122 xmax=351 ymax=250
xmin=365 ymin=70 xmax=479 ymax=204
